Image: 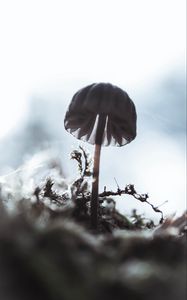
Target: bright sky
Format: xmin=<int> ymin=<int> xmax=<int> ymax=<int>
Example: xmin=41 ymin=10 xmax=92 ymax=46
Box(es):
xmin=0 ymin=0 xmax=186 ymax=219
xmin=0 ymin=0 xmax=186 ymax=138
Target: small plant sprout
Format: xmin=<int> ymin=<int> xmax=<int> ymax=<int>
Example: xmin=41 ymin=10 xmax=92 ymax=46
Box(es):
xmin=64 ymin=83 xmax=137 ymax=228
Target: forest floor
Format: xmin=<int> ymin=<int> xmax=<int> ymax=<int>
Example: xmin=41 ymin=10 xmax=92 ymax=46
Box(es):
xmin=0 ymin=148 xmax=186 ymax=300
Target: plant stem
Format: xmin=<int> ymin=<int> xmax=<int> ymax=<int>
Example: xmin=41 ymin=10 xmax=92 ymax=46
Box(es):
xmin=91 ymin=114 xmax=106 ymax=229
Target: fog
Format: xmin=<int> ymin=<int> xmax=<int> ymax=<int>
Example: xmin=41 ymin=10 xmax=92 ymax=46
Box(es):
xmin=0 ymin=0 xmax=186 ymax=220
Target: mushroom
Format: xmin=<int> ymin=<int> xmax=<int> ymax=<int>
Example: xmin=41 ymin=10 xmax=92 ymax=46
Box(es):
xmin=64 ymin=82 xmax=137 ymax=228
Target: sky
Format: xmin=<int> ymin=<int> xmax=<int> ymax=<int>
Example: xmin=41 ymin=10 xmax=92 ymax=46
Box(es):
xmin=0 ymin=0 xmax=186 ymax=219
xmin=0 ymin=0 xmax=186 ymax=137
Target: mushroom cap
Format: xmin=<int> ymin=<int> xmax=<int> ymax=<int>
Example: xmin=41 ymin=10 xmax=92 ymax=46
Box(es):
xmin=64 ymin=82 xmax=137 ymax=146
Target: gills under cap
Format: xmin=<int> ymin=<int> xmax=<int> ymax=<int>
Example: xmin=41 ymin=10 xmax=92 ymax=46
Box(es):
xmin=64 ymin=82 xmax=137 ymax=146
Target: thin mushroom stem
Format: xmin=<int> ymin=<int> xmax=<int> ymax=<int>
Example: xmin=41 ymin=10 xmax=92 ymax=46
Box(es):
xmin=91 ymin=113 xmax=106 ymax=229
xmin=91 ymin=143 xmax=101 ymax=228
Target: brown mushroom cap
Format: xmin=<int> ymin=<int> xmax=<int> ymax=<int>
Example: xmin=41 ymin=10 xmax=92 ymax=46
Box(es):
xmin=64 ymin=83 xmax=137 ymax=146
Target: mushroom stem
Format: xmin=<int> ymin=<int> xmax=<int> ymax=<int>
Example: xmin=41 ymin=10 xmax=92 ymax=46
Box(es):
xmin=91 ymin=143 xmax=101 ymax=228
xmin=91 ymin=114 xmax=106 ymax=229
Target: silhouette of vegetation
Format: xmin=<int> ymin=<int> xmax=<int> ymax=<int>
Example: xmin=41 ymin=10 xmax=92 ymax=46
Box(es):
xmin=0 ymin=148 xmax=186 ymax=300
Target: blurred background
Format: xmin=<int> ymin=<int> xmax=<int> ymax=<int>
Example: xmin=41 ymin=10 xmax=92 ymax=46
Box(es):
xmin=0 ymin=0 xmax=186 ymax=220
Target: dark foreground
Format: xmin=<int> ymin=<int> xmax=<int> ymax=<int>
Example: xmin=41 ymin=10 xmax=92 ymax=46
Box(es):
xmin=0 ymin=150 xmax=186 ymax=300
